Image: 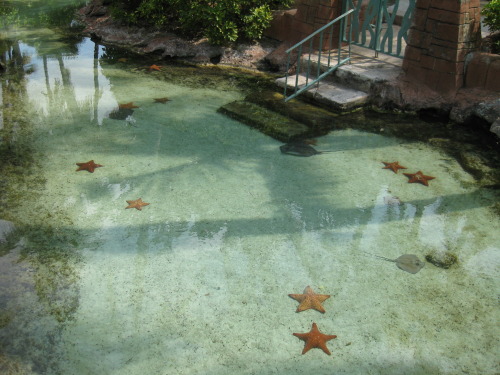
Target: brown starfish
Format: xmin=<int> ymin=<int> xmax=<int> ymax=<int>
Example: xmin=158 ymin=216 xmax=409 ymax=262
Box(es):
xmin=288 ymin=286 xmax=330 ymax=313
xmin=382 ymin=161 xmax=407 ymax=174
xmin=154 ymin=97 xmax=171 ymax=103
xmin=293 ymin=323 xmax=337 ymax=355
xmin=148 ymin=64 xmax=162 ymax=71
xmin=125 ymin=198 xmax=150 ymax=211
xmin=76 ymin=160 xmax=103 ymax=173
xmin=403 ymin=171 xmax=435 ymax=186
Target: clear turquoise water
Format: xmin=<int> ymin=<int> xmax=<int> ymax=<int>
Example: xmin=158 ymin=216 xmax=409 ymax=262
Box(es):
xmin=0 ymin=1 xmax=499 ymax=374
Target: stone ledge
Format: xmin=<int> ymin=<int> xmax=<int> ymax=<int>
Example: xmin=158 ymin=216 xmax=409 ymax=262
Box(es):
xmin=217 ymin=101 xmax=311 ymax=142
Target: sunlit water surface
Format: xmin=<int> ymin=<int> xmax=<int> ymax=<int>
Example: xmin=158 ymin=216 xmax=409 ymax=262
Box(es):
xmin=0 ymin=1 xmax=499 ymax=374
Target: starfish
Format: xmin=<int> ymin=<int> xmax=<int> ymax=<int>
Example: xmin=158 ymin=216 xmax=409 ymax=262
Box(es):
xmin=403 ymin=171 xmax=435 ymax=186
xmin=154 ymin=97 xmax=171 ymax=103
xmin=119 ymin=102 xmax=139 ymax=109
xmin=293 ymin=323 xmax=337 ymax=355
xmin=76 ymin=160 xmax=103 ymax=173
xmin=148 ymin=64 xmax=162 ymax=71
xmin=117 ymin=58 xmax=128 ymax=62
xmin=288 ymin=286 xmax=330 ymax=313
xmin=382 ymin=161 xmax=407 ymax=173
xmin=126 ymin=198 xmax=150 ymax=211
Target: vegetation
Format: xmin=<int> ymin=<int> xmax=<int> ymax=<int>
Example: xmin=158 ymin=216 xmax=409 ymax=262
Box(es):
xmin=482 ymin=0 xmax=500 ymax=33
xmin=482 ymin=0 xmax=500 ymax=53
xmin=109 ymin=0 xmax=294 ymax=45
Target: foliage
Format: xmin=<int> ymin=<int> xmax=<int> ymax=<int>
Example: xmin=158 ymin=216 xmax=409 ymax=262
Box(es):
xmin=482 ymin=0 xmax=500 ymax=33
xmin=109 ymin=0 xmax=294 ymax=45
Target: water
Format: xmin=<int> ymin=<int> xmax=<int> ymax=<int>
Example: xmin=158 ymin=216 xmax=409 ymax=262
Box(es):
xmin=1 ymin=1 xmax=499 ymax=374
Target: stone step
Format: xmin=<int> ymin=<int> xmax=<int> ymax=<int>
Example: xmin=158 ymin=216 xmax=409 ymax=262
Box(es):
xmin=244 ymin=90 xmax=340 ymax=134
xmin=305 ymin=46 xmax=403 ymax=92
xmin=217 ymin=100 xmax=311 ymax=142
xmin=276 ymin=74 xmax=370 ymax=111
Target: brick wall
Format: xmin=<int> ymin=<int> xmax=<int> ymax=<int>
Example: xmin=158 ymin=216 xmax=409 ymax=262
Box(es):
xmin=265 ymin=0 xmax=343 ymax=48
xmin=402 ymin=0 xmax=482 ymax=93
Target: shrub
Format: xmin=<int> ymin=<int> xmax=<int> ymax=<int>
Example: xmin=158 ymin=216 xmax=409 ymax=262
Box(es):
xmin=481 ymin=0 xmax=500 ymax=54
xmin=482 ymin=0 xmax=500 ymax=33
xmin=108 ymin=0 xmax=294 ymax=45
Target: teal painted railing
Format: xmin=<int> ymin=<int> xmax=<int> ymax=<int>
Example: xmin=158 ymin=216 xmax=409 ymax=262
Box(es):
xmin=343 ymin=0 xmax=416 ymax=58
xmin=283 ymin=8 xmax=355 ymax=102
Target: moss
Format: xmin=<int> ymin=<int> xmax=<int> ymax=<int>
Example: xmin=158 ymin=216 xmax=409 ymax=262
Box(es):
xmin=425 ymin=251 xmax=459 ymax=269
xmin=218 ymin=100 xmax=310 ymax=142
xmin=100 ymin=50 xmax=278 ymax=93
xmin=0 ymin=311 xmax=13 ymax=329
xmin=0 ymin=73 xmax=82 ymax=324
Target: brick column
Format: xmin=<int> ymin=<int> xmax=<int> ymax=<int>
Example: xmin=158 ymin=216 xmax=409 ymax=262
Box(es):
xmin=402 ymin=0 xmax=482 ymax=94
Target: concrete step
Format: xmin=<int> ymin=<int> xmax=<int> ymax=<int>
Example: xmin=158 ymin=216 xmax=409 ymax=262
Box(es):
xmin=217 ymin=100 xmax=311 ymax=142
xmin=305 ymin=45 xmax=403 ymax=92
xmin=244 ymin=90 xmax=341 ymax=134
xmin=276 ymin=74 xmax=369 ymax=111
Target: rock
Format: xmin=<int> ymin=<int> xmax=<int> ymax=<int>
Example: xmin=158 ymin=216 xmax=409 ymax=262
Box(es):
xmin=0 ymin=219 xmax=15 ymax=243
xmin=490 ymin=118 xmax=500 ymax=138
xmin=450 ymin=92 xmax=500 ymax=127
xmin=263 ymin=42 xmax=298 ymax=72
xmin=475 ymin=99 xmax=500 ymax=123
xmin=425 ymin=250 xmax=458 ymax=269
xmin=220 ymin=41 xmax=279 ymax=69
xmin=81 ymin=0 xmax=107 ymax=17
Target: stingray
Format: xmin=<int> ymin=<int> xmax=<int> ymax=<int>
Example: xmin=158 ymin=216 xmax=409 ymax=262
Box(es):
xmin=109 ymin=108 xmax=134 ymax=120
xmin=280 ymin=141 xmax=333 ymax=157
xmin=366 ymin=253 xmax=425 ymax=274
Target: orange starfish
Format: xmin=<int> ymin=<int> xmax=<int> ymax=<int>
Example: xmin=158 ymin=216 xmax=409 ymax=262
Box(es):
xmin=154 ymin=97 xmax=171 ymax=103
xmin=403 ymin=171 xmax=435 ymax=186
xmin=288 ymin=286 xmax=330 ymax=313
xmin=119 ymin=102 xmax=139 ymax=109
xmin=382 ymin=161 xmax=407 ymax=174
xmin=148 ymin=64 xmax=162 ymax=71
xmin=76 ymin=160 xmax=103 ymax=173
xmin=125 ymin=198 xmax=150 ymax=211
xmin=293 ymin=323 xmax=337 ymax=355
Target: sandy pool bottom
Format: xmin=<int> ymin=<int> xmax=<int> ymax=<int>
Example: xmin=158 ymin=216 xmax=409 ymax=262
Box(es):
xmin=1 ymin=71 xmax=499 ymax=375
xmin=54 ymin=120 xmax=500 ymax=373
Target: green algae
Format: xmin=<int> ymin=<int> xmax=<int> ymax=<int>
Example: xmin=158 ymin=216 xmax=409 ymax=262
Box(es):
xmin=425 ymin=251 xmax=459 ymax=269
xmin=99 ymin=45 xmax=278 ymax=93
xmin=218 ymin=100 xmax=310 ymax=142
xmin=0 ymin=72 xmax=82 ymax=324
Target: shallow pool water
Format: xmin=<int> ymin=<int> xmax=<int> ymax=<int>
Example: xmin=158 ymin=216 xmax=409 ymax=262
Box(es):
xmin=1 ymin=2 xmax=499 ymax=375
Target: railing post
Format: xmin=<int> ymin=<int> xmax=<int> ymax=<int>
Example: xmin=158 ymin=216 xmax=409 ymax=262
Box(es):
xmin=282 ymin=8 xmax=355 ymax=102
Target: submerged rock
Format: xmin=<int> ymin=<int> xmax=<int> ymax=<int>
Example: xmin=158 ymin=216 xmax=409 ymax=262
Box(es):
xmin=425 ymin=250 xmax=459 ymax=269
xmin=109 ymin=108 xmax=134 ymax=120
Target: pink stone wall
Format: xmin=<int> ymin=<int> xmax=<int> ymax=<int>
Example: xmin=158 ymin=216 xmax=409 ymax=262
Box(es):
xmin=265 ymin=0 xmax=343 ymax=48
xmin=402 ymin=0 xmax=482 ymax=93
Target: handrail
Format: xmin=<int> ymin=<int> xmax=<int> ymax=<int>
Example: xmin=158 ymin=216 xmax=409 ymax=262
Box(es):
xmin=342 ymin=0 xmax=416 ymax=58
xmin=283 ymin=8 xmax=354 ymax=102
xmin=285 ymin=9 xmax=355 ymax=54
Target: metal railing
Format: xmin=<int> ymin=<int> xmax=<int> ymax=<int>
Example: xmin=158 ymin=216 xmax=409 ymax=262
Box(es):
xmin=343 ymin=0 xmax=416 ymax=58
xmin=283 ymin=8 xmax=355 ymax=102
